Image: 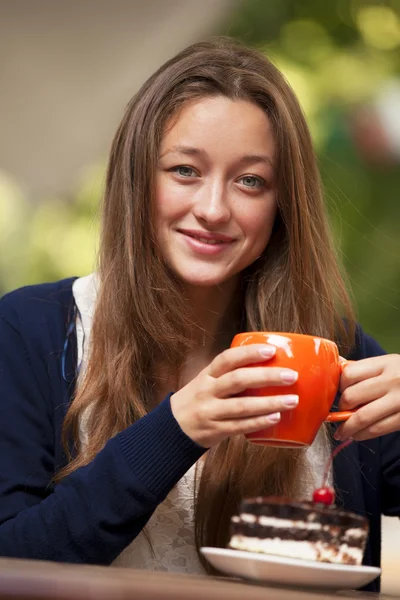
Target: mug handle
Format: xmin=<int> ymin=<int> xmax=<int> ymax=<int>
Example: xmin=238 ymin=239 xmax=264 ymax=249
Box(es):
xmin=325 ymin=359 xmax=355 ymax=423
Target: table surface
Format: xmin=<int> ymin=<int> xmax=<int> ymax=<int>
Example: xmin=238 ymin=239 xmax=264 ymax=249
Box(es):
xmin=0 ymin=559 xmax=396 ymax=600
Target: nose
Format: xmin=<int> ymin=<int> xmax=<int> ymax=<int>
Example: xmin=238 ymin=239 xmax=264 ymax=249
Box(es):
xmin=192 ymin=178 xmax=231 ymax=225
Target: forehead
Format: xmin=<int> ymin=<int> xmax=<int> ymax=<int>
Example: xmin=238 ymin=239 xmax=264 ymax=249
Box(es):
xmin=160 ymin=96 xmax=275 ymax=160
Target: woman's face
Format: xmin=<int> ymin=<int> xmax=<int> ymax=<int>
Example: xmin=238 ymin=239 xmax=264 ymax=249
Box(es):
xmin=155 ymin=96 xmax=277 ymax=290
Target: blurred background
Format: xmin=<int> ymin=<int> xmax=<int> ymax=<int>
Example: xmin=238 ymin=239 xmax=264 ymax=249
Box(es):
xmin=1 ymin=0 xmax=399 ymax=594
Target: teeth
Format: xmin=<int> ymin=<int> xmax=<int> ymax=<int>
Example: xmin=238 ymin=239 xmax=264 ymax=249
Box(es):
xmin=182 ymin=231 xmax=230 ymax=244
xmin=189 ymin=235 xmax=224 ymax=244
xmin=196 ymin=237 xmax=222 ymax=244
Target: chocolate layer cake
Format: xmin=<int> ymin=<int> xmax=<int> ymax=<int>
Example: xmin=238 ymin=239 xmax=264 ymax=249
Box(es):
xmin=229 ymin=496 xmax=369 ymax=565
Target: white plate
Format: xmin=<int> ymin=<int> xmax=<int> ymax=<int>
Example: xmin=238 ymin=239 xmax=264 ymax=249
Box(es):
xmin=200 ymin=547 xmax=381 ymax=591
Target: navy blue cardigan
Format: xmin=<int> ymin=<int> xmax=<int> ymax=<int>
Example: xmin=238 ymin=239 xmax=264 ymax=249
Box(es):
xmin=0 ymin=278 xmax=399 ymax=592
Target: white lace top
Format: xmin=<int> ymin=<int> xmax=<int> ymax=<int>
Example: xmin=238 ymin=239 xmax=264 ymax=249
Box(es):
xmin=72 ymin=274 xmax=331 ymax=573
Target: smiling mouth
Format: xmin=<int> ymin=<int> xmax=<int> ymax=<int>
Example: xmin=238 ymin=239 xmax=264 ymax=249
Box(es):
xmin=178 ymin=230 xmax=235 ymax=245
xmin=186 ymin=235 xmax=225 ymax=245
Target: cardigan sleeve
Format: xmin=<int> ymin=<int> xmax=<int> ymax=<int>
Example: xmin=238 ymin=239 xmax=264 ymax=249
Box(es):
xmin=0 ymin=296 xmax=205 ymax=564
xmin=352 ymin=327 xmax=400 ymax=518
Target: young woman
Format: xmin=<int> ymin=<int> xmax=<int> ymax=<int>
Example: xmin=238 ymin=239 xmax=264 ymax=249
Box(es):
xmin=0 ymin=38 xmax=399 ymax=591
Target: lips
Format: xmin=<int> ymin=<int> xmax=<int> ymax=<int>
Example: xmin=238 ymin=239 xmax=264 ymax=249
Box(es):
xmin=177 ymin=229 xmax=235 ymax=244
xmin=185 ymin=235 xmax=223 ymax=245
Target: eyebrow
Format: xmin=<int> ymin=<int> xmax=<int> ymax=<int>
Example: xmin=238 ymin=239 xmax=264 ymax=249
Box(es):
xmin=160 ymin=145 xmax=274 ymax=168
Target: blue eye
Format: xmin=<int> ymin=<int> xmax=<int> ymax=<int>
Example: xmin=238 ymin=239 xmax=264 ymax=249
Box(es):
xmin=239 ymin=175 xmax=265 ymax=189
xmin=173 ymin=166 xmax=196 ymax=178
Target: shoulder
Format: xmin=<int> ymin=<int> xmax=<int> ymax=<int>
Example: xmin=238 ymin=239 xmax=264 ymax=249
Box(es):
xmin=0 ymin=277 xmax=79 ymax=396
xmin=348 ymin=324 xmax=386 ymax=360
xmin=0 ymin=278 xmax=78 ymax=360
xmin=0 ymin=277 xmax=77 ymax=330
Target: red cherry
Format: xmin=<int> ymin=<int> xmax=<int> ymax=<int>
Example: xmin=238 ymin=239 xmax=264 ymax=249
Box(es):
xmin=312 ymin=487 xmax=335 ymax=506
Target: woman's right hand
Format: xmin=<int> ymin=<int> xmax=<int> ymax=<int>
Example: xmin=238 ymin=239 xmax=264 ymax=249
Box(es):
xmin=170 ymin=344 xmax=299 ymax=448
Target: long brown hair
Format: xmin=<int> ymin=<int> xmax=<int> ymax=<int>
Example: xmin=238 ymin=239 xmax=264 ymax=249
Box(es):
xmin=59 ymin=37 xmax=355 ymax=566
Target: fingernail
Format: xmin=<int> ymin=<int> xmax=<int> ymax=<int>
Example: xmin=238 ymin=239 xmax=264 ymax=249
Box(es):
xmin=268 ymin=412 xmax=281 ymax=423
xmin=280 ymin=370 xmax=298 ymax=383
xmin=334 ymin=431 xmax=351 ymax=442
xmin=282 ymin=395 xmax=299 ymax=407
xmin=259 ymin=345 xmax=276 ymax=358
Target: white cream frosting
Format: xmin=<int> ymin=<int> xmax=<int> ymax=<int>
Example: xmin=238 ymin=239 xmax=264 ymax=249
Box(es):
xmin=229 ymin=535 xmax=364 ymax=565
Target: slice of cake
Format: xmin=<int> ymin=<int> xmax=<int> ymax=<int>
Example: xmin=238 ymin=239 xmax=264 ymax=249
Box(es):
xmin=228 ymin=496 xmax=369 ymax=565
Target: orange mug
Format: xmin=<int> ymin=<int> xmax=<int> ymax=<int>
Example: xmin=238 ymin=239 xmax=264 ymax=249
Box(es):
xmin=230 ymin=332 xmax=355 ymax=448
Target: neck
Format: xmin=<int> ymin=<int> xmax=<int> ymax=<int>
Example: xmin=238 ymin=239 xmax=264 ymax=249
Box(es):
xmin=151 ymin=278 xmax=243 ymax=404
xmin=183 ymin=278 xmax=242 ymax=358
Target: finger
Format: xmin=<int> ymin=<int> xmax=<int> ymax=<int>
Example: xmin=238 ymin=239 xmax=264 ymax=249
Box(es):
xmin=340 ymin=357 xmax=385 ymax=392
xmin=334 ymin=394 xmax=397 ymax=440
xmin=212 ymin=394 xmax=299 ymax=420
xmin=214 ymin=366 xmax=298 ymax=397
xmin=339 ymin=375 xmax=387 ymax=410
xmin=208 ymin=344 xmax=276 ymax=378
xmin=220 ymin=411 xmax=282 ymax=437
xmin=347 ymin=413 xmax=400 ymax=442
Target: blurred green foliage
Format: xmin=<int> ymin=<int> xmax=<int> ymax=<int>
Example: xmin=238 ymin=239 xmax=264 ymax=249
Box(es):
xmin=1 ymin=0 xmax=400 ymax=351
xmin=226 ymin=0 xmax=400 ymax=350
xmin=0 ymin=166 xmax=101 ymax=295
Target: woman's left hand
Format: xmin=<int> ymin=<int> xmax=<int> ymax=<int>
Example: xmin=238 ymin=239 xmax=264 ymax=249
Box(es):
xmin=335 ymin=354 xmax=400 ymax=441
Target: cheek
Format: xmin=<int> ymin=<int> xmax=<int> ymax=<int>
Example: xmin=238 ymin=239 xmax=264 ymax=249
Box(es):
xmin=238 ymin=200 xmax=277 ymax=246
xmin=155 ymin=177 xmax=189 ymax=222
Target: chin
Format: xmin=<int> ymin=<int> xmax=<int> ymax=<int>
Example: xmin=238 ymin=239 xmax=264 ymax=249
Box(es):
xmin=167 ymin=258 xmax=240 ymax=289
xmin=174 ymin=268 xmax=232 ymax=288
xmin=181 ymin=277 xmax=227 ymax=288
